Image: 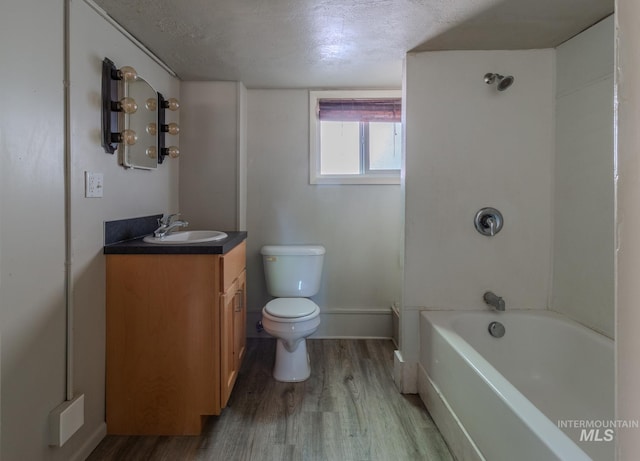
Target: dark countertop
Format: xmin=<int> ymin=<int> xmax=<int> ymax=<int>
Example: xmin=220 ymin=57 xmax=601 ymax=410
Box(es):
xmin=104 ymin=231 xmax=247 ymax=255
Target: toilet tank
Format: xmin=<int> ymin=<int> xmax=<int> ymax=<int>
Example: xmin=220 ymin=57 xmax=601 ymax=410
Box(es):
xmin=261 ymin=245 xmax=325 ymax=297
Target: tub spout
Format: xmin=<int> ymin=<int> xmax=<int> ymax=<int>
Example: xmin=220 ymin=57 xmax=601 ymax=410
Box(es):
xmin=484 ymin=291 xmax=505 ymax=311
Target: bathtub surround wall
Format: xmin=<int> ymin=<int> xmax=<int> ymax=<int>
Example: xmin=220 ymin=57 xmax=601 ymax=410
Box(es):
xmin=616 ymin=1 xmax=640 ymax=457
xmin=551 ymin=16 xmax=614 ymax=338
xmin=245 ymin=90 xmax=402 ymax=338
xmin=406 ymin=20 xmax=623 ymax=456
xmin=402 ymin=49 xmax=555 ymax=366
xmin=1 ymin=1 xmax=179 ymax=459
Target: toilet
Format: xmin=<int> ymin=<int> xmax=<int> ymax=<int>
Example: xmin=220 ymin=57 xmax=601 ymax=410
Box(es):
xmin=261 ymin=244 xmax=325 ymax=382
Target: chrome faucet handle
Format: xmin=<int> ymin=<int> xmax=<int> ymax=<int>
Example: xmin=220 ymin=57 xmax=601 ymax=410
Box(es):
xmin=474 ymin=207 xmax=503 ymax=237
xmin=160 ymin=213 xmax=180 ymax=225
xmin=486 ymin=217 xmax=496 ymax=236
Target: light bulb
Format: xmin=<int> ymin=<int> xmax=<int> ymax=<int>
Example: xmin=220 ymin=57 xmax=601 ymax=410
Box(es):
xmin=146 ymin=123 xmax=157 ymax=135
xmin=146 ymin=146 xmax=157 ymax=159
xmin=118 ymin=66 xmax=138 ymax=81
xmin=164 ymin=98 xmax=180 ymax=111
xmin=145 ymin=97 xmax=157 ymax=111
xmin=121 ymin=129 xmax=137 ymax=145
xmin=118 ymin=97 xmax=138 ymax=114
xmin=162 ymin=122 xmax=180 ymax=135
xmin=166 ymin=146 xmax=180 ymax=158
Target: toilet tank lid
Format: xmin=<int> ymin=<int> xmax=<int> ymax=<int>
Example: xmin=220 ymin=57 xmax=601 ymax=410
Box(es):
xmin=261 ymin=245 xmax=325 ymax=256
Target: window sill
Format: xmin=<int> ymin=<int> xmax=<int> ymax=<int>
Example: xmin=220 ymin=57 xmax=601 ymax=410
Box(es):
xmin=310 ymin=174 xmax=401 ymax=185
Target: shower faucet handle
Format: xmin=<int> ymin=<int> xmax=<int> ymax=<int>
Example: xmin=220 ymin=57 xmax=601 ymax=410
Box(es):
xmin=485 ymin=216 xmax=497 ymax=236
xmin=474 ymin=207 xmax=503 ymax=237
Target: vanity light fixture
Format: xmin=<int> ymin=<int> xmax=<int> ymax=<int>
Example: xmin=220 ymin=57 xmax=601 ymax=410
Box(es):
xmin=102 ymin=57 xmax=181 ymax=167
xmin=157 ymin=92 xmax=181 ymax=164
xmin=145 ymin=97 xmax=158 ymax=111
xmin=162 ymin=122 xmax=180 ymax=136
xmin=117 ymin=66 xmax=139 ymax=82
xmin=162 ymin=97 xmax=180 ymax=111
xmin=102 ymin=58 xmax=140 ymax=154
xmin=146 ymin=146 xmax=158 ymax=159
xmin=116 ymin=97 xmax=138 ymax=114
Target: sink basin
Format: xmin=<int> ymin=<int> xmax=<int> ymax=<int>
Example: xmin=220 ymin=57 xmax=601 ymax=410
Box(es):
xmin=143 ymin=230 xmax=228 ymax=244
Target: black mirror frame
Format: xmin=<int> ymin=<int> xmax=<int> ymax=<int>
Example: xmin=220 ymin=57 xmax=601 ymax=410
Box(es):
xmin=101 ymin=57 xmax=120 ymax=154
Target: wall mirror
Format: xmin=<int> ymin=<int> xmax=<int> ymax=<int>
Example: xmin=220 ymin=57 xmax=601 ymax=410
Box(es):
xmin=102 ymin=57 xmax=180 ymax=170
xmin=121 ymin=76 xmax=158 ymax=170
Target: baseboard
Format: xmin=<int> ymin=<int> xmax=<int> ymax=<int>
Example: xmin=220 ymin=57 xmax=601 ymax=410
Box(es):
xmin=246 ymin=307 xmax=393 ymax=339
xmin=418 ymin=363 xmax=484 ymax=461
xmin=393 ymin=350 xmax=418 ymax=394
xmin=68 ymin=422 xmax=107 ymax=461
xmin=49 ymin=395 xmax=85 ymax=447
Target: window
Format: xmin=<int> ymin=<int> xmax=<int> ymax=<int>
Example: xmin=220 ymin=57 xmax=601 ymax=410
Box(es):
xmin=310 ymin=90 xmax=402 ymax=184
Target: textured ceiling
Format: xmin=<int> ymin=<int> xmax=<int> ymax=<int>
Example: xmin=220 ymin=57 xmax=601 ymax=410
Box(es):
xmin=92 ymin=0 xmax=613 ymax=88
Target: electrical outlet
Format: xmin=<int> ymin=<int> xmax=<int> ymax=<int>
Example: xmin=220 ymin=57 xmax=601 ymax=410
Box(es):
xmin=85 ymin=171 xmax=103 ymax=198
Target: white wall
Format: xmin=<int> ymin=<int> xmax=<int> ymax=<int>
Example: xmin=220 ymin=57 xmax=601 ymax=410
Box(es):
xmin=552 ymin=16 xmax=614 ymax=338
xmin=245 ymin=89 xmax=403 ymax=338
xmin=403 ymin=49 xmax=555 ymax=361
xmin=1 ymin=1 xmax=179 ymax=459
xmin=1 ymin=1 xmax=66 ymax=459
xmin=180 ymin=81 xmax=246 ymax=231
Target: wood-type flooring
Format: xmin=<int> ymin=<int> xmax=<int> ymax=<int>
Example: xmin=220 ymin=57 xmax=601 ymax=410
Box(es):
xmin=88 ymin=338 xmax=454 ymax=461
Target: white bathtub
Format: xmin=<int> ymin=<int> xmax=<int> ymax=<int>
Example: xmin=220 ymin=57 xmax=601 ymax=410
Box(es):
xmin=418 ymin=310 xmax=614 ymax=461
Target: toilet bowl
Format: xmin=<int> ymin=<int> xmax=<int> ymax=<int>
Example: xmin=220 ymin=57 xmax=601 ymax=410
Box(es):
xmin=261 ymin=298 xmax=320 ymax=382
xmin=261 ymin=244 xmax=325 ymax=382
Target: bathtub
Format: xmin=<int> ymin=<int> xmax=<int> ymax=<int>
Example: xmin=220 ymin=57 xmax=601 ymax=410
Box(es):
xmin=418 ymin=310 xmax=614 ymax=461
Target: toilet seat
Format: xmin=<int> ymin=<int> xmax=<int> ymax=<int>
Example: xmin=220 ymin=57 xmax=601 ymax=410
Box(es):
xmin=264 ymin=298 xmax=319 ymax=320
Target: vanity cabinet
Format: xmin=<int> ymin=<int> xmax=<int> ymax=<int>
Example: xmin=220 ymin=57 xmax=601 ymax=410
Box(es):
xmin=105 ymin=240 xmax=246 ymax=435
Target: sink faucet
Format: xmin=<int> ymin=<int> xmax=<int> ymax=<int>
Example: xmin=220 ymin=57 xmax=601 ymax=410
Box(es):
xmin=153 ymin=213 xmax=189 ymax=238
xmin=483 ymin=291 xmax=505 ymax=311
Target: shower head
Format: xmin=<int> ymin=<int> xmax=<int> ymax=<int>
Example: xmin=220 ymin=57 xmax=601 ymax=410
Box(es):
xmin=497 ymin=75 xmax=514 ymax=91
xmin=484 ymin=73 xmax=514 ymax=91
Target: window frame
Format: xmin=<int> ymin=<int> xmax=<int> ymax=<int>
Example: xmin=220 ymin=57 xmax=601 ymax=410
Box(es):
xmin=309 ymin=90 xmax=402 ymax=185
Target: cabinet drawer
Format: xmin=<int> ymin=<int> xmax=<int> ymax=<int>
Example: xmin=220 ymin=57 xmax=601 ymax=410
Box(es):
xmin=220 ymin=240 xmax=246 ymax=292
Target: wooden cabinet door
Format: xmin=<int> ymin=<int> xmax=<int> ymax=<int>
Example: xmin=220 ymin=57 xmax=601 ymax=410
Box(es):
xmin=106 ymin=254 xmax=220 ymax=435
xmin=219 ymin=243 xmax=247 ymax=409
xmin=220 ymin=277 xmax=238 ymax=408
xmin=234 ymin=270 xmax=247 ymax=371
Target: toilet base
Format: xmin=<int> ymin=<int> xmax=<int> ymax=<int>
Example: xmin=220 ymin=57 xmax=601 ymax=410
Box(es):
xmin=273 ymin=338 xmax=311 ymax=382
